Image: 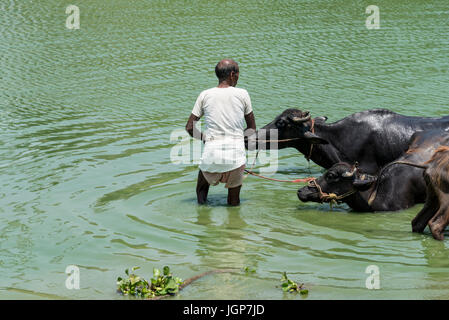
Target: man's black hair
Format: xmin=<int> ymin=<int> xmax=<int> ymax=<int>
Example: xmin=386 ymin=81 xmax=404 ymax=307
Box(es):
xmin=215 ymin=60 xmax=239 ymax=82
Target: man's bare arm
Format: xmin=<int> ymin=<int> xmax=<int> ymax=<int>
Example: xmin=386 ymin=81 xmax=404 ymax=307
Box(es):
xmin=185 ymin=113 xmax=205 ymax=141
xmin=244 ymin=111 xmax=256 ymax=136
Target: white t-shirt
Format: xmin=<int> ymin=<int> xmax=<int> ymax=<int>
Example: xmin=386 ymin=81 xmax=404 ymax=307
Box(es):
xmin=192 ymin=86 xmax=253 ymax=173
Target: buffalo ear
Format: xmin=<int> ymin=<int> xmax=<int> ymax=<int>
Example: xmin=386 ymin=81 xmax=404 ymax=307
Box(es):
xmin=352 ymin=178 xmax=375 ymax=191
xmin=303 ymin=131 xmax=329 ymax=144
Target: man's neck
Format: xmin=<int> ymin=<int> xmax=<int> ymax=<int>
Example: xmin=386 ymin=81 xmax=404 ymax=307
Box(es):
xmin=217 ymin=80 xmax=234 ymax=88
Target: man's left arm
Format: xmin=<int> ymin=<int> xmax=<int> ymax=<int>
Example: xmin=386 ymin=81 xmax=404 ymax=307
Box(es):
xmin=244 ymin=111 xmax=256 ymax=134
xmin=243 ymin=90 xmax=256 ymax=137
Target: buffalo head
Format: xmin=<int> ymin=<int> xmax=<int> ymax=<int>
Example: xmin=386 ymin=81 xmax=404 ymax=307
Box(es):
xmin=246 ymin=109 xmax=328 ymax=151
xmin=297 ymin=162 xmax=376 ymax=203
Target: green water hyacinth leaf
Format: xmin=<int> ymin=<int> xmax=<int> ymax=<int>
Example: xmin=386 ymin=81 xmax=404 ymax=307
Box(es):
xmin=165 ymin=279 xmax=176 ymax=288
xmin=117 ymin=266 xmax=183 ymax=299
xmin=243 ymin=266 xmax=256 ymax=274
xmin=280 ymin=272 xmax=308 ymax=295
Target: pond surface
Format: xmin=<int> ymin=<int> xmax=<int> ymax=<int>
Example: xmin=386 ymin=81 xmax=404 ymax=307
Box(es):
xmin=0 ymin=0 xmax=448 ymax=299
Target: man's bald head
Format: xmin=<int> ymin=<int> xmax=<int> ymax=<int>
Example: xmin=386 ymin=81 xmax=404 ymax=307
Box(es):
xmin=215 ymin=59 xmax=239 ymax=82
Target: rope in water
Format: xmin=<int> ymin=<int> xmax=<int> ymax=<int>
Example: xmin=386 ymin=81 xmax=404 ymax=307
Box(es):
xmin=244 ymin=149 xmax=314 ymax=183
xmin=244 ymin=169 xmax=315 ymax=183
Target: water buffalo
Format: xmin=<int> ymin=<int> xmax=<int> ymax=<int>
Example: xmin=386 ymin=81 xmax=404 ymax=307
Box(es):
xmin=297 ymin=130 xmax=449 ymax=212
xmin=250 ymin=108 xmax=449 ymax=174
xmin=411 ymin=146 xmax=449 ymax=240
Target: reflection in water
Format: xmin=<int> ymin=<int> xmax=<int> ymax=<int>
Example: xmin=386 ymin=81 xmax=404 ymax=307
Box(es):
xmin=194 ymin=204 xmax=258 ymax=268
xmin=420 ymin=235 xmax=449 ymax=298
xmin=421 ymin=235 xmax=449 ymax=269
xmin=191 ymin=204 xmax=265 ymax=299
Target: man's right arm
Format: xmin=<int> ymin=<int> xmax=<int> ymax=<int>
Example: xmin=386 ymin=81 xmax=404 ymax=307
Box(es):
xmin=187 ymin=91 xmax=206 ymax=142
xmin=185 ymin=113 xmax=205 ymax=142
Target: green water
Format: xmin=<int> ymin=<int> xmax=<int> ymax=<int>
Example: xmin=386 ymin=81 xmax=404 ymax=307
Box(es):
xmin=1 ymin=0 xmax=449 ymax=300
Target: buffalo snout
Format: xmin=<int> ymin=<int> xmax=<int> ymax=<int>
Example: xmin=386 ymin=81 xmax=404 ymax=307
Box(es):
xmin=297 ymin=186 xmax=320 ymax=203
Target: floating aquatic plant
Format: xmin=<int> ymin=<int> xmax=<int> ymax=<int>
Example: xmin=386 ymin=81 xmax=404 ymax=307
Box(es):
xmin=117 ymin=267 xmax=309 ymax=299
xmin=117 ymin=266 xmax=183 ymax=299
xmin=243 ymin=266 xmax=256 ymax=274
xmin=280 ymin=272 xmax=308 ymax=295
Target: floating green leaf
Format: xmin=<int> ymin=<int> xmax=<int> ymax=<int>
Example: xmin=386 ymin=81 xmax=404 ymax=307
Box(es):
xmin=280 ymin=272 xmax=308 ymax=295
xmin=243 ymin=266 xmax=256 ymax=274
xmin=117 ymin=265 xmax=183 ymax=299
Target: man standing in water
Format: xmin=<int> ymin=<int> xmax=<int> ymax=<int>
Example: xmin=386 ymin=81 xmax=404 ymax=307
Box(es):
xmin=186 ymin=59 xmax=256 ymax=206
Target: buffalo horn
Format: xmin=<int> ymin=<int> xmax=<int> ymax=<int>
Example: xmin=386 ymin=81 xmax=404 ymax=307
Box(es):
xmin=342 ymin=167 xmax=357 ymax=178
xmin=290 ymin=111 xmax=311 ymax=123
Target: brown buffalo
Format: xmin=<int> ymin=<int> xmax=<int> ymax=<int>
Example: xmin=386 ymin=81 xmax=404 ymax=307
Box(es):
xmin=412 ymin=146 xmax=449 ymax=240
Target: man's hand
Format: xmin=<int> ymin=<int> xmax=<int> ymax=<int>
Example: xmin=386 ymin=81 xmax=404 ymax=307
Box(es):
xmin=186 ymin=113 xmax=206 ymax=142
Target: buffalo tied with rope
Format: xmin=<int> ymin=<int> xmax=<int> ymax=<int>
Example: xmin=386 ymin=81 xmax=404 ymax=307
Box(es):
xmin=297 ymin=130 xmax=449 ymax=213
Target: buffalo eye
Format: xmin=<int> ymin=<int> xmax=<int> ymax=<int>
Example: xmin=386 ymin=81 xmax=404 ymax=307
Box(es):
xmin=326 ymin=172 xmax=338 ymax=180
xmin=276 ymin=119 xmax=288 ymax=128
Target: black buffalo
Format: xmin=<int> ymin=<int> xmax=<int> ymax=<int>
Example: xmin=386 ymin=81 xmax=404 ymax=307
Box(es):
xmin=250 ymin=109 xmax=449 ymax=174
xmin=297 ymin=130 xmax=449 ymax=212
